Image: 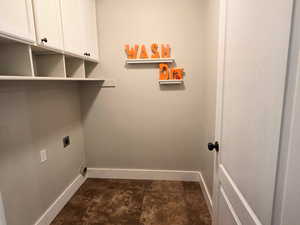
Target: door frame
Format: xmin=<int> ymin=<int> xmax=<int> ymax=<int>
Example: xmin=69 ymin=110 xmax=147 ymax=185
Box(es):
xmin=212 ymin=0 xmax=227 ymax=224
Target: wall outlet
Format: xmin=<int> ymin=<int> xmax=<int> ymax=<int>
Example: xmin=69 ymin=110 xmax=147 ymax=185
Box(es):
xmin=40 ymin=150 xmax=47 ymax=163
xmin=63 ymin=136 xmax=70 ymax=148
xmin=80 ymin=165 xmax=87 ymax=176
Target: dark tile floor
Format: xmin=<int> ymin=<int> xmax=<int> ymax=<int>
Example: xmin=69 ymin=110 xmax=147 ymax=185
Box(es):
xmin=51 ymin=179 xmax=211 ymax=225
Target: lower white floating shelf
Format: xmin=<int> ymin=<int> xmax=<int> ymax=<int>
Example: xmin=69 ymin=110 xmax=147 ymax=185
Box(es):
xmin=159 ymin=79 xmax=184 ymax=85
xmin=0 ymin=76 xmax=105 ymax=82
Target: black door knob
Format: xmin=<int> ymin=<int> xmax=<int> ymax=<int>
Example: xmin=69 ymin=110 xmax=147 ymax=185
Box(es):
xmin=41 ymin=37 xmax=48 ymax=43
xmin=208 ymin=142 xmax=219 ymax=152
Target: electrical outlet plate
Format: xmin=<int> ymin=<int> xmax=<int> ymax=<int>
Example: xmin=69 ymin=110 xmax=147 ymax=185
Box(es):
xmin=80 ymin=165 xmax=87 ymax=176
xmin=40 ymin=150 xmax=47 ymax=163
xmin=63 ymin=136 xmax=70 ymax=148
xmin=102 ymin=79 xmax=116 ymax=87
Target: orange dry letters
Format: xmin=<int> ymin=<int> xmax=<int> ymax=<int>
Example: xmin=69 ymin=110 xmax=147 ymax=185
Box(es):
xmin=139 ymin=45 xmax=149 ymax=59
xmin=151 ymin=43 xmax=160 ymax=58
xmin=161 ymin=44 xmax=171 ymax=58
xmin=125 ymin=44 xmax=139 ymax=59
xmin=159 ymin=64 xmax=169 ymax=80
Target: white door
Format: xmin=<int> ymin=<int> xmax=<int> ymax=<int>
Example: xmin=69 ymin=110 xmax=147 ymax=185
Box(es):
xmin=81 ymin=0 xmax=99 ymax=62
xmin=60 ymin=0 xmax=84 ymax=57
xmin=32 ymin=0 xmax=64 ymax=51
xmin=212 ymin=1 xmax=294 ymax=225
xmin=0 ymin=0 xmax=35 ymax=42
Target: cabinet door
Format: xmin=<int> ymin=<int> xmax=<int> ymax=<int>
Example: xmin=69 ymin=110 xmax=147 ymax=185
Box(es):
xmin=81 ymin=0 xmax=99 ymax=61
xmin=60 ymin=0 xmax=84 ymax=57
xmin=0 ymin=0 xmax=35 ymax=42
xmin=33 ymin=0 xmax=64 ymax=51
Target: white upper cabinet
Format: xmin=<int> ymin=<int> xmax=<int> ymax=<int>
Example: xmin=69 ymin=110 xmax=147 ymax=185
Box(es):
xmin=81 ymin=0 xmax=99 ymax=61
xmin=0 ymin=0 xmax=99 ymax=62
xmin=32 ymin=0 xmax=64 ymax=51
xmin=0 ymin=0 xmax=35 ymax=43
xmin=60 ymin=0 xmax=85 ymax=57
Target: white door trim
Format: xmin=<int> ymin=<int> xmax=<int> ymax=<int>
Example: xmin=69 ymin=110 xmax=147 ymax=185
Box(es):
xmin=219 ymin=187 xmax=241 ymax=225
xmin=219 ymin=165 xmax=263 ymax=225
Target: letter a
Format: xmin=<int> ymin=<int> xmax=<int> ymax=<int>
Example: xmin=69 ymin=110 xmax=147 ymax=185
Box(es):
xmin=139 ymin=44 xmax=149 ymax=59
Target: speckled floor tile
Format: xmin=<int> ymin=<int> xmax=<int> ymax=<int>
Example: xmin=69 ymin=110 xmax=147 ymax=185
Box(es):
xmin=184 ymin=189 xmax=211 ymax=225
xmin=50 ymin=193 xmax=91 ymax=225
xmin=183 ymin=181 xmax=203 ymax=193
xmin=84 ymin=188 xmax=144 ymax=225
xmin=50 ymin=178 xmax=212 ymax=225
xmin=146 ymin=180 xmax=185 ymax=193
xmin=140 ymin=191 xmax=189 ymax=225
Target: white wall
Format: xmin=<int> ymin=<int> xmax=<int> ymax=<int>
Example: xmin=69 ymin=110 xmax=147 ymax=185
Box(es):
xmin=0 ymin=82 xmax=85 ymax=225
xmin=80 ymin=0 xmax=213 ymax=172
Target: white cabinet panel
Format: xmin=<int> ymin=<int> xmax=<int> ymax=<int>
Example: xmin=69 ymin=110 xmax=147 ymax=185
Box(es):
xmin=81 ymin=0 xmax=99 ymax=61
xmin=33 ymin=0 xmax=64 ymax=51
xmin=0 ymin=0 xmax=35 ymax=42
xmin=60 ymin=0 xmax=84 ymax=57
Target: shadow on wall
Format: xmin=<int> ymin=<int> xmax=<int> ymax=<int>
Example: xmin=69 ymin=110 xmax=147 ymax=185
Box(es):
xmin=124 ymin=61 xmax=178 ymax=70
xmin=79 ymin=83 xmax=102 ymax=122
xmin=125 ymin=63 xmax=158 ymax=70
xmin=159 ymin=84 xmax=186 ymax=91
xmin=0 ymin=81 xmax=86 ymax=140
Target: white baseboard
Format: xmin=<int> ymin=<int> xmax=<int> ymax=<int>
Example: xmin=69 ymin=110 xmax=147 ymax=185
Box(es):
xmin=33 ymin=174 xmax=86 ymax=225
xmin=87 ymin=168 xmax=200 ymax=181
xmin=33 ymin=169 xmax=214 ymax=225
xmin=197 ymin=172 xmax=213 ymax=216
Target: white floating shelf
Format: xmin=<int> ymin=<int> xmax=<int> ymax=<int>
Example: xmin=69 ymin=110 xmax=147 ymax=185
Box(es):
xmin=159 ymin=79 xmax=184 ymax=85
xmin=126 ymin=58 xmax=175 ymax=64
xmin=0 ymin=76 xmax=105 ymax=82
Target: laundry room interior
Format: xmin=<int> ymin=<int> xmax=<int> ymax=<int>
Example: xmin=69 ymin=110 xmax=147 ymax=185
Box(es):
xmin=0 ymin=0 xmax=299 ymax=225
